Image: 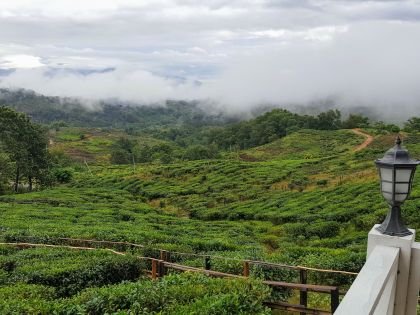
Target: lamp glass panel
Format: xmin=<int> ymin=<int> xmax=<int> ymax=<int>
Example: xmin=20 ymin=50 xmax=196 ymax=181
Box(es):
xmin=381 ymin=181 xmax=393 ymax=193
xmin=395 ymin=168 xmax=413 ymax=182
xmin=395 ymin=193 xmax=408 ymax=202
xmin=396 ymin=183 xmax=410 ymax=194
xmin=380 ymin=168 xmax=393 ymax=182
xmin=382 ymin=192 xmax=393 ymax=202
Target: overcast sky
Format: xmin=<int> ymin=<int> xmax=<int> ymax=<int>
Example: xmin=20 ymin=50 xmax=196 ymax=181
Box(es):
xmin=0 ymin=0 xmax=420 ymax=114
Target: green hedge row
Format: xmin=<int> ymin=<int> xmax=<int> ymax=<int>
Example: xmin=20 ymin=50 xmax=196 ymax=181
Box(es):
xmin=0 ymin=247 xmax=144 ymax=296
xmin=0 ymin=273 xmax=271 ymax=315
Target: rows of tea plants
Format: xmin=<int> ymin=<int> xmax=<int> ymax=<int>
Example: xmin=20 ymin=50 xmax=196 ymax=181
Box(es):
xmin=3 ymin=130 xmax=420 ymax=268
xmin=0 ymin=246 xmax=144 ymax=297
xmin=2 ymin=128 xmax=420 ymax=312
xmin=0 ymin=260 xmax=271 ymax=314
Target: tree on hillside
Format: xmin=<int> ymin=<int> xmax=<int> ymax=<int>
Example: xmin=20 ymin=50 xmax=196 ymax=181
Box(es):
xmin=0 ymin=153 xmax=13 ymax=193
xmin=316 ymin=109 xmax=342 ymax=130
xmin=404 ymin=117 xmax=420 ymax=132
xmin=373 ymin=121 xmax=400 ymax=133
xmin=25 ymin=124 xmax=51 ymax=190
xmin=110 ymin=137 xmax=135 ymax=164
xmin=342 ymin=114 xmax=370 ymax=129
xmin=0 ymin=107 xmax=51 ymax=192
xmin=183 ymin=144 xmax=220 ymax=160
xmin=0 ymin=107 xmax=33 ymax=191
xmin=152 ymin=143 xmax=175 ymax=164
xmin=137 ymin=145 xmax=153 ymax=163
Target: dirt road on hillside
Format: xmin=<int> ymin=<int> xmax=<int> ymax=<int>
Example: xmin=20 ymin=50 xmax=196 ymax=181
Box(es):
xmin=352 ymin=128 xmax=374 ymax=152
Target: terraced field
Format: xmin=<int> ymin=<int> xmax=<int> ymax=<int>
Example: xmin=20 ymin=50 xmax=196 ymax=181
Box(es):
xmin=1 ymin=128 xmax=420 ymax=313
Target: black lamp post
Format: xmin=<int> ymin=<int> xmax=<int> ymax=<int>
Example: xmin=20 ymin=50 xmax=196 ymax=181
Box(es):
xmin=375 ymin=136 xmax=419 ymax=236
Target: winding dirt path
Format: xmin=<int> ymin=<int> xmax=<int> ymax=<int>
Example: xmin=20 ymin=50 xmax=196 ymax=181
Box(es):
xmin=352 ymin=128 xmax=374 ymax=152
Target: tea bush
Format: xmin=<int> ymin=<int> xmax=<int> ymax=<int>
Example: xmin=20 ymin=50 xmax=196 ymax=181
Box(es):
xmin=2 ymin=129 xmax=420 ymax=311
xmin=0 ymin=247 xmax=145 ymax=296
xmin=60 ymin=273 xmax=271 ymax=315
xmin=0 ymin=273 xmax=271 ymax=314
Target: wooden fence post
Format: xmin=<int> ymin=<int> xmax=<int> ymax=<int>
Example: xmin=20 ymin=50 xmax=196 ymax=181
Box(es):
xmin=243 ymin=260 xmax=250 ymax=277
xmin=205 ymin=256 xmax=211 ymax=270
xmin=299 ymin=269 xmax=308 ymax=315
xmin=158 ymin=260 xmax=166 ymax=277
xmin=151 ymin=259 xmax=158 ymax=280
xmin=331 ymin=287 xmax=340 ymax=313
xmin=160 ymin=250 xmax=167 ymax=261
xmin=129 ymin=244 xmax=135 ymax=252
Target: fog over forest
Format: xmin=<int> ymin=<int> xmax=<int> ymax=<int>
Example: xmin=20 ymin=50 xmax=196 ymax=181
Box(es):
xmin=1 ymin=1 xmax=420 ymax=120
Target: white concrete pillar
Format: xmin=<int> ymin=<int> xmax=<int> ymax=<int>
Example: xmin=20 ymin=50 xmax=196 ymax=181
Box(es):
xmin=334 ymin=245 xmax=399 ymax=315
xmin=406 ymin=242 xmax=420 ymax=315
xmin=367 ymin=225 xmax=415 ymax=315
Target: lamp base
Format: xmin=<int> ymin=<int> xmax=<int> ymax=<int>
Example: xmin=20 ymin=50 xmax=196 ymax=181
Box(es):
xmin=376 ymin=205 xmax=412 ymax=237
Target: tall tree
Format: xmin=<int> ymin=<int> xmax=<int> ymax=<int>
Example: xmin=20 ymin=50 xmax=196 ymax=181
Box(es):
xmin=316 ymin=109 xmax=342 ymax=130
xmin=342 ymin=114 xmax=370 ymax=129
xmin=0 ymin=107 xmax=51 ymax=192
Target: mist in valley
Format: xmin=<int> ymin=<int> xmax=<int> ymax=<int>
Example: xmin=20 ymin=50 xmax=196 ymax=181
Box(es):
xmin=1 ymin=1 xmax=420 ymax=122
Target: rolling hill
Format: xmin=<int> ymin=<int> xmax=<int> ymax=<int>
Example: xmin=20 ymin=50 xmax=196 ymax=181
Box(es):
xmin=1 ymin=102 xmax=420 ymax=313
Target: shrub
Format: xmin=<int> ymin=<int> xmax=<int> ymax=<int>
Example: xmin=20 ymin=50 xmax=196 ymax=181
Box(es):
xmin=183 ymin=145 xmax=220 ymax=160
xmin=57 ymin=273 xmax=271 ymax=315
xmin=2 ymin=248 xmax=145 ymax=297
xmin=316 ymin=179 xmax=328 ymax=186
xmin=306 ymin=221 xmax=340 ymax=239
xmin=283 ymin=221 xmax=340 ymax=239
xmin=288 ymin=177 xmax=309 ymax=191
xmin=0 ymin=284 xmax=57 ymax=315
xmin=54 ymin=168 xmax=74 ymax=183
xmin=261 ymin=235 xmax=279 ymax=250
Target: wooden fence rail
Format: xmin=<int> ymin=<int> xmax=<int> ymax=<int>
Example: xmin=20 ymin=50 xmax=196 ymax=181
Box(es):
xmin=1 ymin=237 xmax=357 ymax=314
xmin=3 ymin=235 xmax=358 ymax=275
xmin=163 ymin=260 xmax=340 ymax=314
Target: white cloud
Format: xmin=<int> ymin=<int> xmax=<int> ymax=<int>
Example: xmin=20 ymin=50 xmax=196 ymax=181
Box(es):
xmin=0 ymin=54 xmax=44 ymax=68
xmin=0 ymin=1 xmax=420 ymax=119
xmin=1 ymin=66 xmax=180 ymax=103
xmin=249 ymin=25 xmax=349 ymax=42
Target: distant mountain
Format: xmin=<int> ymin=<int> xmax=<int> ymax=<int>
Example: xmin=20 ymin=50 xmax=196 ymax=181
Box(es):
xmin=0 ymin=68 xmax=15 ymax=76
xmin=0 ymin=88 xmax=236 ymax=129
xmin=43 ymin=67 xmax=116 ymax=77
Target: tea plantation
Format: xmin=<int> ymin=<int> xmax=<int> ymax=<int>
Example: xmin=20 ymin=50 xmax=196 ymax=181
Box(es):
xmin=1 ymin=125 xmax=420 ymax=313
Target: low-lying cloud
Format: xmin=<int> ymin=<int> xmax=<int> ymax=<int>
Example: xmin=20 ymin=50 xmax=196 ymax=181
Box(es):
xmin=1 ymin=1 xmax=420 ymax=120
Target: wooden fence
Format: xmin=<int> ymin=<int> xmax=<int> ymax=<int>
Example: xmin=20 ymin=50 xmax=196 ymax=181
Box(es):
xmin=152 ymin=254 xmax=341 ymax=314
xmin=0 ymin=236 xmax=358 ymax=314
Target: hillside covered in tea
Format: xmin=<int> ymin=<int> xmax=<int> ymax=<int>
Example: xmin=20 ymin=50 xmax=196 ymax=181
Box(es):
xmin=1 ymin=92 xmax=420 ymax=313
